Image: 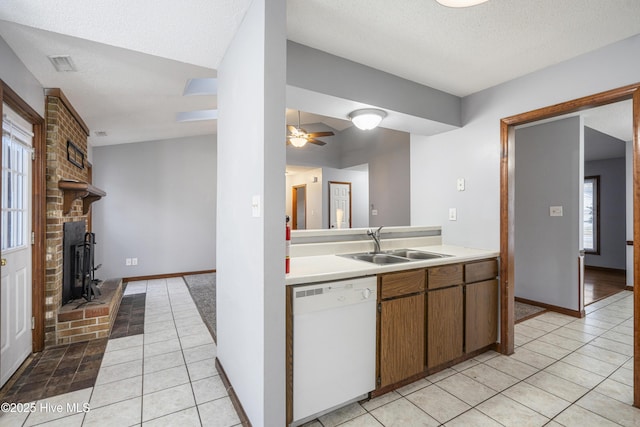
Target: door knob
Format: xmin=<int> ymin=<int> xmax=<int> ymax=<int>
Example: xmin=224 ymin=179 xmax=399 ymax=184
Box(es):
xmin=1 ymin=258 xmax=6 ymax=266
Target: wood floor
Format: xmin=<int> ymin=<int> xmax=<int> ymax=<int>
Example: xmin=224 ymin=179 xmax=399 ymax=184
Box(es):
xmin=584 ymin=266 xmax=627 ymax=306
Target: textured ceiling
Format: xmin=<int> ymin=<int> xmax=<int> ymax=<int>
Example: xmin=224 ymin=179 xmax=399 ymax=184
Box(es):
xmin=288 ymin=0 xmax=640 ymax=97
xmin=0 ymin=0 xmax=638 ymax=148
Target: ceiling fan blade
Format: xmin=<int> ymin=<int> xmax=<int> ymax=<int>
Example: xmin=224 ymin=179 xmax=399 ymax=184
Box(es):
xmin=307 ymin=138 xmax=327 ymax=146
xmin=307 ymin=131 xmax=335 ymax=138
xmin=287 ymin=125 xmax=299 ymax=134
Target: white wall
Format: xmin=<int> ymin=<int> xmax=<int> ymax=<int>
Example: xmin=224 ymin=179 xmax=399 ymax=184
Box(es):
xmin=285 ymin=168 xmax=323 ymax=229
xmin=584 ymin=157 xmax=626 ymax=270
xmin=514 ymin=117 xmax=583 ymax=310
xmin=216 ymin=0 xmax=286 ymax=425
xmin=0 ymin=36 xmax=44 ymax=117
xmin=411 ymin=34 xmax=640 ymax=250
xmin=92 ymin=135 xmax=216 ymax=279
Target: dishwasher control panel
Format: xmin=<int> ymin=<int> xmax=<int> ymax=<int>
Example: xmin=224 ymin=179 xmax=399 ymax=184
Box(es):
xmin=292 ymin=277 xmax=377 ymax=315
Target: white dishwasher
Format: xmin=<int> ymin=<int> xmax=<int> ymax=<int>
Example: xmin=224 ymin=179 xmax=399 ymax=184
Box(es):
xmin=292 ymin=276 xmax=377 ymax=426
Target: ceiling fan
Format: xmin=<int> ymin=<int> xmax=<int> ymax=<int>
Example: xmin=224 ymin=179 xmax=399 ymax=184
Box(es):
xmin=287 ymin=110 xmax=334 ymax=147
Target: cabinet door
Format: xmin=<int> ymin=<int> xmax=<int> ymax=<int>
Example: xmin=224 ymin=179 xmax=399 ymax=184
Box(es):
xmin=379 ymin=294 xmax=425 ymax=388
xmin=427 ymin=286 xmax=463 ymax=369
xmin=465 ymin=279 xmax=498 ymax=353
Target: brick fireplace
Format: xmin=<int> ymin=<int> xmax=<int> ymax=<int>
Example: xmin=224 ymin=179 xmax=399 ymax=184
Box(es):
xmin=43 ymin=89 xmax=117 ymax=347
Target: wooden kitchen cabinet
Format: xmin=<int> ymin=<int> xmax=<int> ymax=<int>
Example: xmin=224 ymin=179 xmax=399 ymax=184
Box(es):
xmin=464 ymin=259 xmax=499 ymax=353
xmin=465 ymin=279 xmax=498 ymax=353
xmin=427 ymin=284 xmax=463 ymax=369
xmin=378 ymin=269 xmax=425 ymax=389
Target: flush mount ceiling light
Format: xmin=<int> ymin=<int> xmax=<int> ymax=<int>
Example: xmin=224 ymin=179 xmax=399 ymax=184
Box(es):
xmin=348 ymin=109 xmax=387 ymax=130
xmin=435 ymin=0 xmax=489 ymax=7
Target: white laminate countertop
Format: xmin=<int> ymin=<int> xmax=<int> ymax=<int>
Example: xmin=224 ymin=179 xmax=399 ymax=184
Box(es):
xmin=286 ymin=245 xmax=500 ymax=286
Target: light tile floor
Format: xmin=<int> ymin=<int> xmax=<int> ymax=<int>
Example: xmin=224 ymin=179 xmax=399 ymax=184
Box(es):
xmin=306 ymin=290 xmax=640 ymax=427
xmin=0 ymin=277 xmax=240 ymax=427
xmin=3 ymin=286 xmax=640 ymax=426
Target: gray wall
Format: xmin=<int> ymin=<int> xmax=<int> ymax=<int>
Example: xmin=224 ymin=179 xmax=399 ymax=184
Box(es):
xmin=411 ymin=34 xmax=640 ymax=250
xmin=340 ymin=126 xmax=410 ymax=227
xmin=322 ymin=166 xmax=369 ymax=229
xmin=584 ymin=157 xmax=626 ymax=270
xmin=287 ymin=41 xmax=461 ymax=127
xmin=0 ymin=36 xmax=44 ymax=117
xmin=92 ymin=135 xmax=216 ymax=279
xmin=287 ymin=124 xmax=411 ymax=227
xmin=514 ymin=117 xmax=583 ymax=309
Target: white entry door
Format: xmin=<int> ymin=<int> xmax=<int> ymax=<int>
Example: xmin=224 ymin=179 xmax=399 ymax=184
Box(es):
xmin=329 ymin=181 xmax=351 ymax=229
xmin=1 ymin=105 xmax=33 ymax=387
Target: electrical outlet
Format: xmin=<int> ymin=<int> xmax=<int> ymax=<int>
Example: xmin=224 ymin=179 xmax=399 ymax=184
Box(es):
xmin=457 ymin=178 xmax=465 ymax=191
xmin=132 ymin=258 xmax=138 ymax=266
xmin=126 ymin=258 xmax=132 ymax=266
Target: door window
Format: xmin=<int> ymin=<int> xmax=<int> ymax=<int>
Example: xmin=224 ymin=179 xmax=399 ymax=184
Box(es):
xmin=2 ymin=115 xmax=32 ymax=251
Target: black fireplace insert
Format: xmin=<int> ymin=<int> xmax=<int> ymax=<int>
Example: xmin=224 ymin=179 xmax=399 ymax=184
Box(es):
xmin=62 ymin=221 xmax=102 ymax=304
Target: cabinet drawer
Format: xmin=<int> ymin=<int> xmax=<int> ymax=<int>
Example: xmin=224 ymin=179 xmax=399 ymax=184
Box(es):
xmin=427 ymin=264 xmax=463 ymax=290
xmin=465 ymin=259 xmax=498 ymax=283
xmin=380 ymin=269 xmax=425 ymax=299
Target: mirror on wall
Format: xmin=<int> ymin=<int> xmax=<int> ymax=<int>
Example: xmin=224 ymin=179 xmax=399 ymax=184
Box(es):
xmin=284 ymin=109 xmax=411 ymax=230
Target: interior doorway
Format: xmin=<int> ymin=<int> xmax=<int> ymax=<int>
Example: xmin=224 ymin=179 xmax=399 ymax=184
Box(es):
xmin=500 ymin=82 xmax=640 ymax=406
xmin=291 ymin=184 xmax=307 ymax=230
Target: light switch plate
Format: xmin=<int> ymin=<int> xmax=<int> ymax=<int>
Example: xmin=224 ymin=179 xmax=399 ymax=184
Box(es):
xmin=457 ymin=178 xmax=465 ymax=191
xmin=550 ymin=206 xmax=563 ymax=217
xmin=371 ymin=209 xmax=378 ymax=216
xmin=252 ymin=195 xmax=261 ymax=217
xmin=449 ymin=208 xmax=457 ymax=221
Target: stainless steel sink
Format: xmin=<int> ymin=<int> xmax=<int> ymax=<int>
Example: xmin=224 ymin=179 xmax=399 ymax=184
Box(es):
xmin=384 ymin=249 xmax=451 ymax=260
xmin=340 ymin=249 xmax=450 ymax=264
xmin=340 ymin=252 xmax=412 ymax=265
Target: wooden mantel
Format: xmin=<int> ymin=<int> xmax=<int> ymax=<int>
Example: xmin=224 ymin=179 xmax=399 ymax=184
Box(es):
xmin=58 ymin=179 xmax=106 ymax=215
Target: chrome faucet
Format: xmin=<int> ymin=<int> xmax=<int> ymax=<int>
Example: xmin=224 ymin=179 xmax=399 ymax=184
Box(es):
xmin=367 ymin=226 xmax=384 ymax=253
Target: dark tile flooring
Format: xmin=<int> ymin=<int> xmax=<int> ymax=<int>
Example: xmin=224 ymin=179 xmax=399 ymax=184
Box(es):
xmin=110 ymin=293 xmax=145 ymax=338
xmin=0 ymin=289 xmax=145 ymax=405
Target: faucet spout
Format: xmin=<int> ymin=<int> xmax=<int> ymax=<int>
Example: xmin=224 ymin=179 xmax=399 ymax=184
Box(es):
xmin=367 ymin=226 xmax=384 ymax=253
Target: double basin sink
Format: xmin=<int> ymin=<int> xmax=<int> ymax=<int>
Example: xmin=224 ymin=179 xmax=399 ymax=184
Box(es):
xmin=340 ymin=249 xmax=451 ymax=265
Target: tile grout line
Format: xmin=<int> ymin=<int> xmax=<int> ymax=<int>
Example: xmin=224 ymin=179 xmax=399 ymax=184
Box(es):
xmin=335 ymin=291 xmax=635 ymax=427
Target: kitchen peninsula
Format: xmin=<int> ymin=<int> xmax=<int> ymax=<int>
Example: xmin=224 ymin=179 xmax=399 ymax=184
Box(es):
xmin=285 ymin=226 xmax=499 ymax=426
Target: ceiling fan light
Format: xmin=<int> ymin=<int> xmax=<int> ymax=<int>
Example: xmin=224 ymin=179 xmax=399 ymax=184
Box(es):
xmin=290 ymin=137 xmax=307 ymax=148
xmin=348 ymin=109 xmax=387 ymax=130
xmin=435 ymin=0 xmax=489 ymax=7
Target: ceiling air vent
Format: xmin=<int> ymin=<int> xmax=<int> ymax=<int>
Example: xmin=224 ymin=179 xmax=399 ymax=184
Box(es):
xmin=48 ymin=55 xmax=77 ymax=72
xmin=94 ymin=131 xmax=108 ymax=137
